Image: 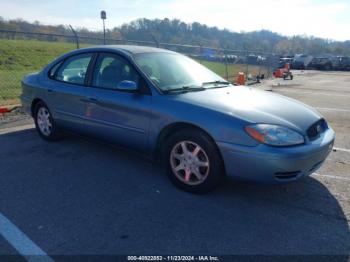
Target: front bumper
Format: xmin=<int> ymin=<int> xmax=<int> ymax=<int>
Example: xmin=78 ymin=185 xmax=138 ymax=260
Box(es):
xmin=217 ymin=128 xmax=335 ymax=183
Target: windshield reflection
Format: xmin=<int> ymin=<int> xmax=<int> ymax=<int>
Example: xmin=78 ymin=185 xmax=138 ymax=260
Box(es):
xmin=134 ymin=52 xmax=229 ymax=92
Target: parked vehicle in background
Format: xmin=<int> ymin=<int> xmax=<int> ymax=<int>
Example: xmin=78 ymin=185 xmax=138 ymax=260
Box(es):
xmin=307 ymin=57 xmax=333 ymax=70
xmin=331 ymin=56 xmax=350 ymax=71
xmin=222 ymin=54 xmax=239 ymax=63
xmin=245 ymin=55 xmax=256 ymax=65
xmin=279 ymin=57 xmax=294 ymax=69
xmin=291 ymin=54 xmax=312 ymax=70
xmin=21 ymin=45 xmax=335 ymax=193
xmin=291 ymin=54 xmax=350 ymax=72
xmin=236 ymin=55 xmax=246 ymax=64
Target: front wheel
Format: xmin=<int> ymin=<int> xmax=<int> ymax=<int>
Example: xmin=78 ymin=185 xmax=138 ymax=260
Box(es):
xmin=34 ymin=101 xmax=61 ymax=141
xmin=163 ymin=129 xmax=225 ymax=194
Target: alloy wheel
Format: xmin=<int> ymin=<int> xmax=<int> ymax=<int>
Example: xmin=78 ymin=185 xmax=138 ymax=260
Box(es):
xmin=37 ymin=107 xmax=52 ymax=136
xmin=170 ymin=141 xmax=210 ymax=185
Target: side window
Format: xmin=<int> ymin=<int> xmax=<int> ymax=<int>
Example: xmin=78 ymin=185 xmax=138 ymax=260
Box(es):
xmin=55 ymin=53 xmax=92 ymax=85
xmin=49 ymin=61 xmax=62 ymax=78
xmin=92 ymin=54 xmax=139 ymax=90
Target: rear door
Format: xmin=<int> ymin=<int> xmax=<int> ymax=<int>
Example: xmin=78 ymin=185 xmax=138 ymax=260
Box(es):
xmin=45 ymin=53 xmax=93 ymax=132
xmin=84 ymin=52 xmax=152 ymax=151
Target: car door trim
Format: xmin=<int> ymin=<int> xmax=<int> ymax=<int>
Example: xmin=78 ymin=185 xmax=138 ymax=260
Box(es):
xmin=84 ymin=115 xmax=146 ymax=134
xmin=55 ymin=109 xmax=146 ymax=134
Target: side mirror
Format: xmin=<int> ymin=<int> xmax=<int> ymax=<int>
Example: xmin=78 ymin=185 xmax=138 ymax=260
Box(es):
xmin=117 ymin=80 xmax=138 ymax=91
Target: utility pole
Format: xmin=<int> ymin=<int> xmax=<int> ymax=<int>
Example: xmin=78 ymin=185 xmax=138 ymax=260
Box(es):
xmin=100 ymin=10 xmax=106 ymax=45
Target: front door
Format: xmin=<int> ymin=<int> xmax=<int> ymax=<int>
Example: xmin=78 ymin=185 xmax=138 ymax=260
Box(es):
xmin=84 ymin=53 xmax=152 ymax=151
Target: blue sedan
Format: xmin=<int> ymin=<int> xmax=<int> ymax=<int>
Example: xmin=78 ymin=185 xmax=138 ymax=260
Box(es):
xmin=21 ymin=45 xmax=335 ymax=193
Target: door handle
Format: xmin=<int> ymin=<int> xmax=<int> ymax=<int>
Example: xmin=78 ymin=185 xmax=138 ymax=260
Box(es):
xmin=88 ymin=97 xmax=99 ymax=103
xmin=81 ymin=97 xmax=99 ymax=104
xmin=47 ymin=89 xmax=53 ymax=93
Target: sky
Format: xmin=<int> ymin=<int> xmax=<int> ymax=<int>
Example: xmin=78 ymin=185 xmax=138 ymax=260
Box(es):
xmin=0 ymin=0 xmax=349 ymax=41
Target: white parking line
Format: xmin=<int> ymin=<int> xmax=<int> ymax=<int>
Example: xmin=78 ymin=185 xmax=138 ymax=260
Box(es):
xmin=333 ymin=147 xmax=350 ymax=153
xmin=0 ymin=212 xmax=53 ymax=261
xmin=315 ymin=107 xmax=350 ymax=113
xmin=313 ymin=173 xmax=350 ymax=181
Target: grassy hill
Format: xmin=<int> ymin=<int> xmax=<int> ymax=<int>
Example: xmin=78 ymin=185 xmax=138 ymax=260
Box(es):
xmin=0 ymin=39 xmax=267 ymax=105
xmin=0 ymin=39 xmax=78 ymax=70
xmin=0 ymin=39 xmax=79 ymax=104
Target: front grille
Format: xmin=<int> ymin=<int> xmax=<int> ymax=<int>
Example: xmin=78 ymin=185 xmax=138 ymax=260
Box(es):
xmin=307 ymin=119 xmax=327 ymax=140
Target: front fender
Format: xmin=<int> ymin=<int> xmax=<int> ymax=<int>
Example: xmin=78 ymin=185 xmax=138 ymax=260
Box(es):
xmin=148 ymin=96 xmax=259 ymax=153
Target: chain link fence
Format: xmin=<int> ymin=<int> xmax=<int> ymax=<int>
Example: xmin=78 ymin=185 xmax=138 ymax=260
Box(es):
xmin=0 ymin=28 xmax=279 ymax=105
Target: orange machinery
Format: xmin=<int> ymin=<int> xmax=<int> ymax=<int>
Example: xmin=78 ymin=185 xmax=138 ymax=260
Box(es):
xmin=273 ymin=63 xmax=293 ymax=80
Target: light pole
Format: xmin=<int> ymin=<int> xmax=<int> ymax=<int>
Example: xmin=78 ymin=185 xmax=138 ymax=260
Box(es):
xmin=100 ymin=10 xmax=106 ymax=45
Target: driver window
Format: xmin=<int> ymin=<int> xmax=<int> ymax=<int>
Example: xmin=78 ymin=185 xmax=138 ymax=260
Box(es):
xmin=93 ymin=53 xmax=139 ymax=90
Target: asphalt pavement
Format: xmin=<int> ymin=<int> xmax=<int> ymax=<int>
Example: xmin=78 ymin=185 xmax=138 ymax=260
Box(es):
xmin=0 ymin=70 xmax=349 ymax=259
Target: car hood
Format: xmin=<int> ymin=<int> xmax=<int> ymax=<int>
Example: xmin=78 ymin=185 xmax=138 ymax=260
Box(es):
xmin=173 ymin=86 xmax=321 ymax=133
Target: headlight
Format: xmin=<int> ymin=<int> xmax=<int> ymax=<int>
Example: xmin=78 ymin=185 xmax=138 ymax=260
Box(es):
xmin=245 ymin=124 xmax=305 ymax=146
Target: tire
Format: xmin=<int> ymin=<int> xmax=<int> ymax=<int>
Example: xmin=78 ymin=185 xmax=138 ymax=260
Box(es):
xmin=162 ymin=128 xmax=225 ymax=194
xmin=290 ymin=75 xmax=293 ymax=80
xmin=34 ymin=101 xmax=61 ymax=141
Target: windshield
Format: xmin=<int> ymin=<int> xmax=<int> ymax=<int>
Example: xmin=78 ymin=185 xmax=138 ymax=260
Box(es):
xmin=134 ymin=52 xmax=229 ymax=92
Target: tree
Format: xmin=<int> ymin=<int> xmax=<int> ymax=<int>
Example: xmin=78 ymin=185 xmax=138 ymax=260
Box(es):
xmin=0 ymin=17 xmax=349 ymax=55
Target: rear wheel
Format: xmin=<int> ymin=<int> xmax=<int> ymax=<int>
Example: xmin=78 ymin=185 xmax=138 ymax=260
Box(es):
xmin=163 ymin=129 xmax=225 ymax=194
xmin=34 ymin=102 xmax=61 ymax=141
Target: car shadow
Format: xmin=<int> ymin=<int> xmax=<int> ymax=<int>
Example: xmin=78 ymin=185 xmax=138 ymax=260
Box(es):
xmin=0 ymin=129 xmax=349 ymax=257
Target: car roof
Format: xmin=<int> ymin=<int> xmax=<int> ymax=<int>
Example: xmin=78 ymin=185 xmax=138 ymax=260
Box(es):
xmin=43 ymin=45 xmax=178 ymax=76
xmin=76 ymin=45 xmax=175 ymax=55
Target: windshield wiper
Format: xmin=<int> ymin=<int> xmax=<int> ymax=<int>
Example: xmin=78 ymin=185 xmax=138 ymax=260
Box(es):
xmin=202 ymin=80 xmax=230 ymax=87
xmin=163 ymin=85 xmax=206 ymax=94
